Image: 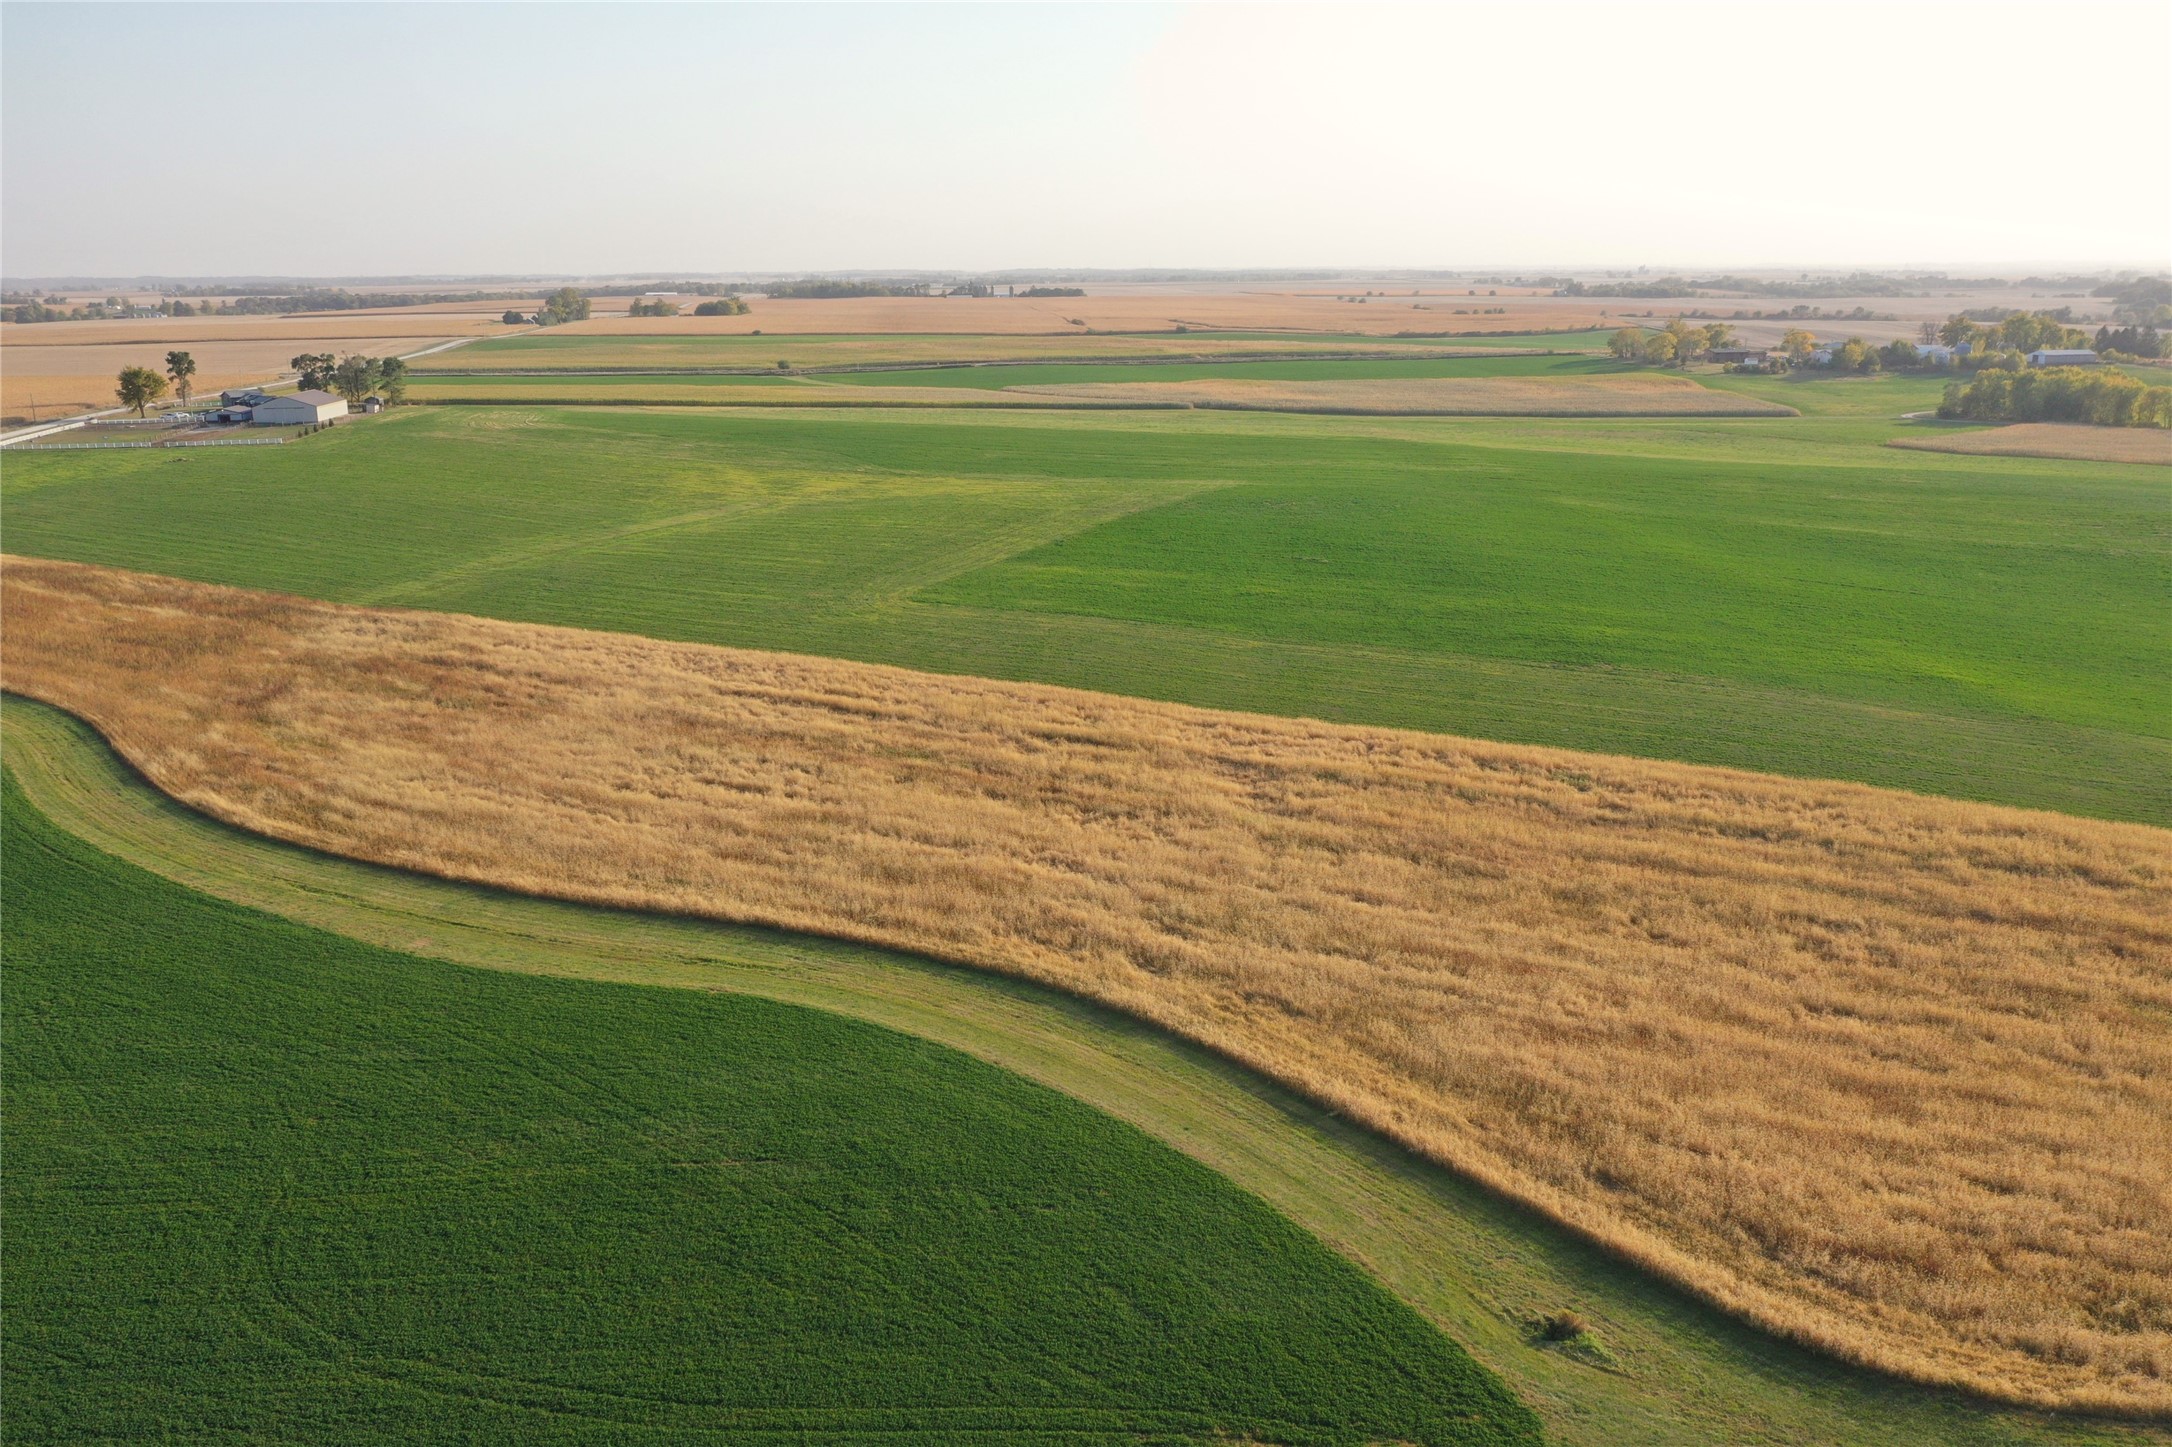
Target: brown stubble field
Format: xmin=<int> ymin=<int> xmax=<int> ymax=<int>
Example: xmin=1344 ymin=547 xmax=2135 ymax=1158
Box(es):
xmin=0 ymin=312 xmax=514 ymax=421
xmin=549 ymin=291 xmax=1625 ymax=336
xmin=5 ymin=555 xmax=2168 ymax=1416
xmin=1889 ymin=423 xmax=2172 ymax=466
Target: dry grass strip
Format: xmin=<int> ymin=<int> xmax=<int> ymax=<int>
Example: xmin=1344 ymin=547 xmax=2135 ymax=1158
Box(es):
xmin=3 ymin=555 xmax=2167 ymax=1415
xmin=1889 ymin=423 xmax=2172 ymax=467
xmin=1007 ymin=373 xmax=1796 ymax=416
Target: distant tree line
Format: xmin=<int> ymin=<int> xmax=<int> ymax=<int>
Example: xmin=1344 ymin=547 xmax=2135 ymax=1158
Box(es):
xmin=1017 ymin=286 xmax=1086 ymax=298
xmin=2093 ymin=276 xmax=2172 ymax=326
xmin=761 ymin=280 xmax=930 ymax=299
xmin=626 ymin=297 xmax=681 ymax=317
xmin=8 ymin=293 xmax=164 ymax=323
xmin=181 ymin=288 xmax=522 ymax=316
xmin=1563 ymin=271 xmax=2132 ymax=301
xmin=1939 ymin=367 xmax=2172 ymax=427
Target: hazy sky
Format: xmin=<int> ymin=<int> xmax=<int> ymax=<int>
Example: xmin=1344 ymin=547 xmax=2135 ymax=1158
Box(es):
xmin=4 ymin=0 xmax=2166 ymax=278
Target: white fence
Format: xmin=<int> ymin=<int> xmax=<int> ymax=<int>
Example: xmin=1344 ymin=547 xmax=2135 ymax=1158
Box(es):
xmin=11 ymin=435 xmax=294 ymax=452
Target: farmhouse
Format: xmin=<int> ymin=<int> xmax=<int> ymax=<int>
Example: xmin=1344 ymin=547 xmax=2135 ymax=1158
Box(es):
xmin=1914 ymin=343 xmax=1957 ymax=363
xmin=249 ymin=389 xmax=347 ymax=425
xmin=2027 ymin=348 xmax=2100 ymax=367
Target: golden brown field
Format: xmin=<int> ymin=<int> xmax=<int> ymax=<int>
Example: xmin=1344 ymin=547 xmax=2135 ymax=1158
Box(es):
xmin=553 ymin=291 xmax=1624 ymax=337
xmin=0 ymin=313 xmax=513 ymax=422
xmin=1010 ymin=373 xmax=1797 ymax=416
xmin=1889 ymin=423 xmax=2172 ymax=466
xmin=5 ymin=556 xmax=2167 ymax=1414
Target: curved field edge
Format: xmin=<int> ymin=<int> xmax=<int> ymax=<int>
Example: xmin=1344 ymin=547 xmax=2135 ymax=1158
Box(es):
xmin=4 ymin=696 xmax=2158 ymax=1447
xmin=7 ymin=559 xmax=2168 ymax=1416
xmin=1 ymin=755 xmax=1539 ymax=1447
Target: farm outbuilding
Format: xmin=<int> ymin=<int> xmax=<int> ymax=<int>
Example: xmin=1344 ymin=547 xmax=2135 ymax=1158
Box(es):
xmin=2027 ymin=349 xmax=2100 ymax=368
xmin=250 ymin=390 xmax=347 ymax=425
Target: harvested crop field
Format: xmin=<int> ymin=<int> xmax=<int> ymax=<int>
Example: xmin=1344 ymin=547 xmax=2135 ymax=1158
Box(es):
xmin=539 ymin=292 xmax=1622 ymax=337
xmin=1889 ymin=423 xmax=2172 ymax=466
xmin=6 ymin=556 xmax=2169 ymax=1415
xmin=0 ymin=314 xmax=510 ymax=422
xmin=1008 ymin=373 xmax=1796 ymax=416
xmin=424 ymin=329 xmax=1601 ymax=372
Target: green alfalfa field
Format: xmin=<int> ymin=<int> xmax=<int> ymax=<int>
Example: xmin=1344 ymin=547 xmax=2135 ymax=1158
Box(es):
xmin=3 ymin=391 xmax=2164 ymax=822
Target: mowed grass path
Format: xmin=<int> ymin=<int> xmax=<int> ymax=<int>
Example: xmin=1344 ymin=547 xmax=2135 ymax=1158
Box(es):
xmin=4 ymin=403 xmax=2164 ymax=822
xmin=0 ymin=764 xmax=1537 ymax=1446
xmin=9 ymin=697 xmax=2154 ymax=1447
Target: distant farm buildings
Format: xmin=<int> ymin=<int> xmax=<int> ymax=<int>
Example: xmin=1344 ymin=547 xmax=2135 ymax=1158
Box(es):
xmin=2027 ymin=348 xmax=2100 ymax=368
xmin=249 ymin=390 xmax=348 ymax=425
xmin=1709 ymin=347 xmax=1768 ymax=365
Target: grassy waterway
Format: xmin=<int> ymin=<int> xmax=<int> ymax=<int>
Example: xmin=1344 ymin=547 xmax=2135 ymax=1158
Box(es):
xmin=2 ymin=696 xmax=2156 ymax=1447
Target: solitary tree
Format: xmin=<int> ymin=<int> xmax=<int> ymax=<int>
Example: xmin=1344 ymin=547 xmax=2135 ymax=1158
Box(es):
xmin=330 ymin=354 xmax=382 ymax=407
xmin=164 ymin=350 xmax=198 ymax=405
xmin=377 ymin=356 xmax=409 ymax=406
xmin=116 ymin=366 xmax=168 ymax=417
xmin=1607 ymin=327 xmax=1645 ymax=361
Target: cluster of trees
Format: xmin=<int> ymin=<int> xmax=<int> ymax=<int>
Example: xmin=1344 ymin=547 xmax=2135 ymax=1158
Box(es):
xmin=1796 ymin=334 xmax=1925 ymax=373
xmin=1939 ymin=367 xmax=2172 ymax=428
xmin=1936 ymin=310 xmax=2090 ymax=354
xmin=291 ymin=353 xmax=408 ymax=405
xmin=2094 ymin=325 xmax=2165 ymax=359
xmin=626 ymin=297 xmax=681 ymax=317
xmin=536 ymin=287 xmax=591 ymax=326
xmin=693 ymin=296 xmax=750 ymax=315
xmin=1608 ymin=319 xmax=1736 ymax=366
xmin=110 ymin=352 xmax=202 ymax=416
xmin=1017 ymin=286 xmax=1085 ymax=298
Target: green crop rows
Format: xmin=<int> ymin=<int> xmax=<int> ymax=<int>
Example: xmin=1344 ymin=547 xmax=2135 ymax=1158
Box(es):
xmin=0 ymin=770 xmax=1538 ymax=1445
xmin=6 ymin=397 xmax=2163 ymax=821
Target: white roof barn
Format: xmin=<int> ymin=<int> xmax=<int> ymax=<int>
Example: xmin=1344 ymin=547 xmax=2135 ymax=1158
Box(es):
xmin=250 ymin=389 xmax=348 ymax=425
xmin=2027 ymin=349 xmax=2100 ymax=367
